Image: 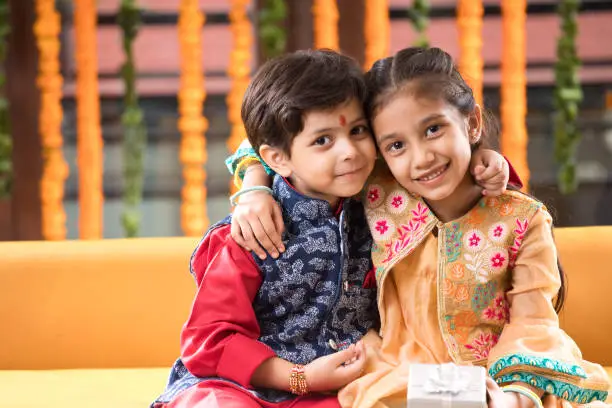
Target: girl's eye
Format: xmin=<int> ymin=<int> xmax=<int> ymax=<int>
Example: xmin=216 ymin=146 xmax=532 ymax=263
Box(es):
xmin=313 ymin=136 xmax=331 ymax=146
xmin=351 ymin=125 xmax=370 ymax=135
xmin=426 ymin=124 xmax=442 ymax=138
xmin=387 ymin=141 xmax=404 ymax=152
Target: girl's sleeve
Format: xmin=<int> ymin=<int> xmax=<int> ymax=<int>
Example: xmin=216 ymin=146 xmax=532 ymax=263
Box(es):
xmin=487 ymin=208 xmax=610 ymax=404
xmin=225 ymin=139 xmax=275 ymax=188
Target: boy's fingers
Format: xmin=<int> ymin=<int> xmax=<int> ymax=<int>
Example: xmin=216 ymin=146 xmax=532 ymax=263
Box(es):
xmin=476 ymin=162 xmax=503 ymax=181
xmin=473 ymin=164 xmax=486 ymax=177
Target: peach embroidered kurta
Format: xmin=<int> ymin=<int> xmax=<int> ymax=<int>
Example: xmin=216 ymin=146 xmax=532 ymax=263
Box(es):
xmin=339 ymin=171 xmax=610 ymax=408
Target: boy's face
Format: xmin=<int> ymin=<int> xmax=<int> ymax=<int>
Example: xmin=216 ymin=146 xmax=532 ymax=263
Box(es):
xmin=264 ymin=98 xmax=376 ymax=207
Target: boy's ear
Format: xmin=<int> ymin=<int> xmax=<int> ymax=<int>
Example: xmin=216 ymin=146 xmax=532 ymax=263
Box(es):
xmin=468 ymin=104 xmax=483 ymax=144
xmin=259 ymin=144 xmax=292 ymax=178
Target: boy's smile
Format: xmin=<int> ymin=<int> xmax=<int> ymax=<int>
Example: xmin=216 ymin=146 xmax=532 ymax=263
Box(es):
xmin=261 ymin=98 xmax=376 ymax=208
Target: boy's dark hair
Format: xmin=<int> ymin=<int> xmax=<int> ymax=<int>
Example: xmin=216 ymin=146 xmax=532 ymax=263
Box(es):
xmin=241 ymin=49 xmax=367 ymax=155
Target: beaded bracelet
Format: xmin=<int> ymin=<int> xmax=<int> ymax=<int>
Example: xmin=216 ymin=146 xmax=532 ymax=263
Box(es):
xmin=289 ymin=364 xmax=309 ymax=396
xmin=501 ymin=384 xmax=544 ymax=408
xmin=229 ymin=186 xmax=274 ymax=206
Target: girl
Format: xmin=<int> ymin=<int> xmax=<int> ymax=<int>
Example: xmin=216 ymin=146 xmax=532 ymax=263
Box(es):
xmin=229 ymin=47 xmax=610 ymax=408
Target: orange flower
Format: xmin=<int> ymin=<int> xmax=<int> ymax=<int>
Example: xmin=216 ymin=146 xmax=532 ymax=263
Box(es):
xmin=74 ymin=0 xmax=103 ymax=239
xmin=500 ymin=0 xmax=529 ymax=191
xmin=454 ymin=284 xmax=470 ymax=303
xmin=457 ymin=0 xmax=483 ymax=106
xmin=312 ymin=0 xmax=339 ymax=50
xmin=35 ymin=0 xmax=68 ymax=240
xmin=443 ymin=278 xmax=456 ymax=297
xmin=449 ymin=263 xmax=466 ymax=281
xmin=364 ymin=0 xmax=390 ymax=69
xmin=499 ymin=202 xmax=514 ymax=217
xmin=179 ymin=0 xmax=209 ymax=235
xmin=466 ymin=210 xmax=485 ymax=226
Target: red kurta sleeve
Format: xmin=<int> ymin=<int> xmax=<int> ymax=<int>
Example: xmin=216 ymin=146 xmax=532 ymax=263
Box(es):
xmin=180 ymin=224 xmax=277 ymax=388
xmin=505 ymin=156 xmax=523 ymax=189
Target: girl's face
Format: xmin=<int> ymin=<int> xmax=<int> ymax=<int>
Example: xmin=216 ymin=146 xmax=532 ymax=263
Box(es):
xmin=372 ymin=92 xmax=481 ymax=209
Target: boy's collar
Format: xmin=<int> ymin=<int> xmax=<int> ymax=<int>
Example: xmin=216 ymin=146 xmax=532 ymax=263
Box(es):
xmin=274 ymin=176 xmax=345 ymax=221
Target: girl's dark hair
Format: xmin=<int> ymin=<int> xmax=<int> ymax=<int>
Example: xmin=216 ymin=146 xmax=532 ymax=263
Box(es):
xmin=366 ymin=46 xmax=566 ymax=313
xmin=365 ymin=47 xmax=498 ymax=149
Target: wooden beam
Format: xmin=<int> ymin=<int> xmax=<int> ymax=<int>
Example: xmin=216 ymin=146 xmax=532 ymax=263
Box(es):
xmin=6 ymin=0 xmax=43 ymax=240
xmin=339 ymin=0 xmax=365 ymax=67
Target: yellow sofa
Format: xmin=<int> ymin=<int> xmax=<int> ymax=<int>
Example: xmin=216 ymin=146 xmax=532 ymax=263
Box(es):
xmin=0 ymin=227 xmax=611 ymax=407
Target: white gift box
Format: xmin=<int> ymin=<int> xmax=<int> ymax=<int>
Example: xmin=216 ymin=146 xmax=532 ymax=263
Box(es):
xmin=407 ymin=364 xmax=487 ymax=408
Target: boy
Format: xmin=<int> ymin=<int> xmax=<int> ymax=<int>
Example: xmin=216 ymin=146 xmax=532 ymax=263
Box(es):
xmin=153 ymin=49 xmax=380 ymax=408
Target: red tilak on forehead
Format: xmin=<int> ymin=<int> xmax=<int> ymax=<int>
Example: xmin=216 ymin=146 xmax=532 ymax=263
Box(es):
xmin=339 ymin=115 xmax=346 ymax=126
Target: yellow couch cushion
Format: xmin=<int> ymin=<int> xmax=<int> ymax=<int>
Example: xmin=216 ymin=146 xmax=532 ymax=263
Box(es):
xmin=0 ymin=368 xmax=609 ymax=407
xmin=0 ymin=237 xmax=198 ymax=370
xmin=0 ymin=368 xmax=169 ymax=408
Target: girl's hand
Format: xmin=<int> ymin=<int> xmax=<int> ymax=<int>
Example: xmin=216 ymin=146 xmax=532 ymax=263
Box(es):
xmin=304 ymin=342 xmax=366 ymax=392
xmin=471 ymin=149 xmax=510 ymax=197
xmin=231 ymin=190 xmax=285 ymax=260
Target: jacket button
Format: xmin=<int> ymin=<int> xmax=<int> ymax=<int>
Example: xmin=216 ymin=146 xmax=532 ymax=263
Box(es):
xmin=328 ymin=339 xmax=338 ymax=350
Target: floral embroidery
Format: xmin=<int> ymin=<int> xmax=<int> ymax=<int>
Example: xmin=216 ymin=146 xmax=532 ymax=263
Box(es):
xmin=499 ymin=202 xmax=514 ymax=217
xmin=508 ymin=218 xmax=529 ymax=267
xmin=445 ymin=223 xmax=463 ymax=262
xmin=365 ymin=184 xmax=384 ymax=208
xmin=465 ymin=331 xmax=500 ymax=359
xmin=482 ymin=293 xmax=509 ymax=322
xmin=376 ymin=220 xmax=389 ymax=234
xmin=482 ymin=248 xmax=509 ymax=278
xmin=488 ymin=222 xmax=508 ymax=243
xmin=386 ymin=190 xmax=409 ymax=214
xmin=369 ymin=216 xmax=395 ymax=241
xmin=381 ymin=202 xmax=430 ymax=263
xmin=449 ymin=263 xmax=465 ymax=281
xmin=471 ymin=280 xmax=498 ymax=314
xmin=443 ymin=278 xmax=456 ymax=297
xmin=454 ymin=284 xmax=470 ymax=302
xmin=464 ymin=229 xmax=485 ymax=252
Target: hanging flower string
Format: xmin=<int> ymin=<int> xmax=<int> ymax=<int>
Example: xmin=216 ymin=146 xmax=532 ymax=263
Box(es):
xmin=553 ymin=0 xmax=582 ymax=194
xmin=501 ymin=0 xmax=529 ymax=189
xmin=364 ymin=0 xmax=390 ymax=70
xmin=227 ymin=0 xmax=252 ymax=194
xmin=178 ymin=0 xmax=208 ymax=236
xmin=312 ymin=0 xmax=339 ymax=50
xmin=0 ymin=0 xmax=12 ymax=199
xmin=74 ymin=0 xmax=104 ymax=239
xmin=118 ymin=0 xmax=147 ymax=237
xmin=408 ymin=0 xmax=430 ymax=48
xmin=34 ymin=0 xmax=68 ymax=240
xmin=457 ymin=0 xmax=484 ymax=106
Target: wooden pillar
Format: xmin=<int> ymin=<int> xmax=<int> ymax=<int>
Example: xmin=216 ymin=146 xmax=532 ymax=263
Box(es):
xmin=6 ymin=0 xmax=43 ymax=240
xmin=338 ymin=0 xmax=365 ymax=67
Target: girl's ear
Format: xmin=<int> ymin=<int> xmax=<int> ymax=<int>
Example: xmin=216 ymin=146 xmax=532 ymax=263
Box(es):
xmin=468 ymin=104 xmax=483 ymax=144
xmin=259 ymin=144 xmax=292 ymax=178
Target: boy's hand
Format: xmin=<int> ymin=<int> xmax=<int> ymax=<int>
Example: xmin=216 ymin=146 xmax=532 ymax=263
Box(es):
xmin=471 ymin=149 xmax=509 ymax=197
xmin=486 ymin=378 xmax=522 ymax=408
xmin=305 ymin=342 xmax=366 ymax=392
xmin=231 ymin=191 xmax=285 ymax=260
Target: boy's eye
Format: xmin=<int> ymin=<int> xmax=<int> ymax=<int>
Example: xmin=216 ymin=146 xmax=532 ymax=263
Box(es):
xmin=313 ymin=136 xmax=331 ymax=146
xmin=387 ymin=141 xmax=404 ymax=152
xmin=425 ymin=124 xmax=442 ymax=138
xmin=351 ymin=125 xmax=370 ymax=135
